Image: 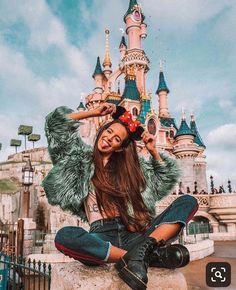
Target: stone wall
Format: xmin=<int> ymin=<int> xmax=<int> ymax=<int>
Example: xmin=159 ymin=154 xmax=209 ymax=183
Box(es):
xmin=7 ymin=147 xmax=50 ymax=163
xmin=51 ymin=263 xmax=187 ymax=290
xmin=178 ymin=157 xmax=195 ymax=192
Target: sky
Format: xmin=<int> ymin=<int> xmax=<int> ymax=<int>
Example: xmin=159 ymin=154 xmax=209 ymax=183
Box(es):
xmin=0 ymin=0 xmax=235 ymax=190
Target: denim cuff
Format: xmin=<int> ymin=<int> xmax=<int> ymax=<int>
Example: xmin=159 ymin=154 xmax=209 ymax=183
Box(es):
xmin=103 ymin=242 xmax=112 ymax=262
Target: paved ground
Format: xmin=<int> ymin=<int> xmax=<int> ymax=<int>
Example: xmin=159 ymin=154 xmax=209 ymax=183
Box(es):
xmin=179 ymin=241 xmax=236 ymax=290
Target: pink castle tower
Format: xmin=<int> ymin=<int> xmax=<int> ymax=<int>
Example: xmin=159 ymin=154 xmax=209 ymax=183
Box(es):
xmin=81 ymin=0 xmax=208 ymax=193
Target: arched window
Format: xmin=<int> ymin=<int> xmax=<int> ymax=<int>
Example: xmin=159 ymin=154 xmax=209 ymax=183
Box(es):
xmin=132 ymin=107 xmax=138 ymax=116
xmin=170 ymin=130 xmax=174 ymax=138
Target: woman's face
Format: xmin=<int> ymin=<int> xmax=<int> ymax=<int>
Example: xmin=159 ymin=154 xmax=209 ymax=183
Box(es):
xmin=97 ymin=122 xmax=128 ymax=155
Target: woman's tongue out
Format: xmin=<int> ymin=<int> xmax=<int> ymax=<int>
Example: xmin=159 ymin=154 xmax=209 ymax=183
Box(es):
xmin=101 ymin=139 xmax=110 ymax=149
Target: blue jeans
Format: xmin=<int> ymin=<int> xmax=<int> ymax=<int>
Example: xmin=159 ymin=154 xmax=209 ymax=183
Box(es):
xmin=55 ymin=195 xmax=198 ymax=266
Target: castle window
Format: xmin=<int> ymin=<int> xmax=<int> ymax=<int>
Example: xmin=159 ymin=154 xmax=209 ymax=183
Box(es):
xmin=166 ymin=131 xmax=169 ymax=138
xmin=170 ymin=130 xmax=174 ymax=138
xmin=132 ymin=107 xmax=138 ymax=116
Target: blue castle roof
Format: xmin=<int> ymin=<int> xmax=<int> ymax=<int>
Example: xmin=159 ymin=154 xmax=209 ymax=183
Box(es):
xmin=156 ymin=71 xmax=169 ymax=94
xmin=138 ymin=99 xmax=151 ymax=124
xmin=175 ymin=119 xmax=195 ymax=138
xmin=77 ymin=101 xmax=85 ymax=110
xmin=119 ymin=36 xmax=127 ymax=48
xmin=124 ymin=0 xmax=145 ymax=22
xmin=122 ymin=79 xmax=140 ymax=101
xmin=190 ymin=119 xmax=206 ymax=148
xmin=160 ymin=117 xmax=178 ymax=130
xmin=92 ymin=57 xmax=103 ymax=78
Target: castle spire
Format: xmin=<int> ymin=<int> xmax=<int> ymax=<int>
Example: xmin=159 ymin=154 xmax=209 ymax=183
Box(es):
xmin=103 ymin=29 xmax=112 ymax=68
xmin=124 ymin=0 xmax=138 ymax=20
xmin=92 ymin=57 xmax=103 ymax=79
xmin=190 ymin=113 xmax=206 ymax=148
xmin=156 ymin=61 xmax=169 ymax=94
xmin=119 ymin=35 xmax=127 ymax=49
xmin=103 ymin=29 xmax=112 ymax=79
xmin=157 ymin=62 xmax=170 ymax=117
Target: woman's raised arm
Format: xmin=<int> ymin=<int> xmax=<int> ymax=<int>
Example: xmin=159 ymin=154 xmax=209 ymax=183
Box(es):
xmin=67 ymin=103 xmax=116 ymax=120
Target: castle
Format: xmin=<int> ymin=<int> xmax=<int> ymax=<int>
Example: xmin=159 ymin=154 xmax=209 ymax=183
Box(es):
xmin=77 ymin=0 xmax=207 ymax=193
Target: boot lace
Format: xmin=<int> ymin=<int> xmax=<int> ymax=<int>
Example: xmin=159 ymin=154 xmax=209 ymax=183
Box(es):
xmin=138 ymin=238 xmax=156 ymax=258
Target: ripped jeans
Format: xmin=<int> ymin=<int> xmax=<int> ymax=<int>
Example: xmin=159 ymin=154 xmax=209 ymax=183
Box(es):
xmin=55 ymin=195 xmax=198 ymax=265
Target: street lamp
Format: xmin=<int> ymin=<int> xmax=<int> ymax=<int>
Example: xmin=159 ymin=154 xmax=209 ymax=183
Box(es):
xmin=22 ymin=156 xmax=34 ymax=218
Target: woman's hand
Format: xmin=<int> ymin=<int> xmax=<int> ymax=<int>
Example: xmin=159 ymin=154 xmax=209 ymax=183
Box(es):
xmin=92 ymin=103 xmax=116 ymax=117
xmin=141 ymin=131 xmax=162 ymax=162
xmin=141 ymin=131 xmax=156 ymax=153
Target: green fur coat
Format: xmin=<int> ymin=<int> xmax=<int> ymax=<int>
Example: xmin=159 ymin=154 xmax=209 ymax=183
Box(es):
xmin=42 ymin=106 xmax=181 ymax=222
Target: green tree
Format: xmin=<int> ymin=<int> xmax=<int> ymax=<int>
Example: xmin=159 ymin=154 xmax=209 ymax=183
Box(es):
xmin=28 ymin=134 xmax=41 ymax=149
xmin=10 ymin=139 xmax=22 ymax=153
xmin=18 ymin=125 xmax=33 ymax=150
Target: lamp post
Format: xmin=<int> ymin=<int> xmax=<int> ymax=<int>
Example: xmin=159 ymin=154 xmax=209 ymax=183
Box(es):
xmin=22 ymin=156 xmax=34 ymax=218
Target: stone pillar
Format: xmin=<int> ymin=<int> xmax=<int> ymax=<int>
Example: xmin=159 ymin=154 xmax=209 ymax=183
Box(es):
xmin=226 ymin=223 xmax=236 ymax=233
xmin=21 ymin=218 xmax=36 ymax=256
xmin=210 ymin=222 xmax=219 ymax=233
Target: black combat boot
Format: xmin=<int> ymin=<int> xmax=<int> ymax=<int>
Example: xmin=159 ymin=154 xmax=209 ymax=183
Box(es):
xmin=149 ymin=240 xmax=190 ymax=269
xmin=115 ymin=237 xmax=158 ymax=290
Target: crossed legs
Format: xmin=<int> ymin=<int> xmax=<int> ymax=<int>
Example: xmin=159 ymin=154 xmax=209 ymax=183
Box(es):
xmin=107 ymin=223 xmax=181 ymax=262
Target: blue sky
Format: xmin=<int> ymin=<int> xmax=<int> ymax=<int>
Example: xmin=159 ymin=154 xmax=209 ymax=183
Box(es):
xmin=0 ymin=0 xmax=236 ymax=190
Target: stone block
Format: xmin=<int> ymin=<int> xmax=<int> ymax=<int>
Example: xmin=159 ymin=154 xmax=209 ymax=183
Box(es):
xmin=186 ymin=239 xmax=214 ymax=261
xmin=51 ymin=262 xmax=187 ymax=290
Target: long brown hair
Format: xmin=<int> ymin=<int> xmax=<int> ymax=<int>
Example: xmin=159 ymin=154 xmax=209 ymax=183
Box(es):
xmin=91 ymin=120 xmax=151 ymax=232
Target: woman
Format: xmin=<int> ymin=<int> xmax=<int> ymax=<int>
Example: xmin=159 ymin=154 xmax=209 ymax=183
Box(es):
xmin=43 ymin=103 xmax=198 ymax=290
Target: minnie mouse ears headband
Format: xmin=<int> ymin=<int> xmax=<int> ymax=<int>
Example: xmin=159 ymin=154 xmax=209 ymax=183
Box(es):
xmin=111 ymin=106 xmax=144 ymax=141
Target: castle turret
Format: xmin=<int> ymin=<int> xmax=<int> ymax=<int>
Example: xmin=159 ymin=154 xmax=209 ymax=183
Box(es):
xmin=77 ymin=101 xmax=86 ymax=112
xmin=190 ymin=113 xmax=206 ymax=148
xmin=119 ymin=35 xmax=127 ymax=60
xmin=156 ymin=62 xmax=170 ymax=118
xmin=173 ymin=111 xmax=201 ymax=193
xmin=103 ymin=29 xmax=112 ymax=79
xmin=175 ymin=113 xmax=195 ymax=140
xmin=190 ymin=113 xmax=207 ymax=192
xmin=122 ymin=0 xmax=149 ymax=93
xmin=92 ymin=57 xmax=105 ymax=94
xmin=124 ymin=0 xmax=146 ymax=49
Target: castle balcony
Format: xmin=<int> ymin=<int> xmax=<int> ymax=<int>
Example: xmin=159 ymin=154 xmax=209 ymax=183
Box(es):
xmin=173 ymin=143 xmax=201 ymax=157
xmin=122 ymin=48 xmax=150 ymax=70
xmin=156 ymin=193 xmax=236 ymax=240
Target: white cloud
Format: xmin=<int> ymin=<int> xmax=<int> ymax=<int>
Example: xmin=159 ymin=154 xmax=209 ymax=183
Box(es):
xmin=206 ymin=148 xmax=236 ymax=191
xmin=205 ymin=123 xmax=236 ymax=190
xmin=0 ymin=0 xmax=93 ymax=161
xmin=142 ymin=0 xmax=233 ymax=35
xmin=207 ymin=123 xmax=236 ymax=148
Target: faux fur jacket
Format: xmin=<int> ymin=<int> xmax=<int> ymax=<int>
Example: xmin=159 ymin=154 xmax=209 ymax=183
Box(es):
xmin=42 ymin=106 xmax=181 ymax=222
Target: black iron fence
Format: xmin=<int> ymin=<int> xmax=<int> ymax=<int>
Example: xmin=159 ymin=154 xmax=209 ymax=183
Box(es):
xmin=0 ymin=253 xmax=51 ymax=290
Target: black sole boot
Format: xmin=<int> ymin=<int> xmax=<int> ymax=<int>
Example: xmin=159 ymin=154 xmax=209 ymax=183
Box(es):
xmin=115 ymin=237 xmax=157 ymax=290
xmin=149 ymin=243 xmax=190 ymax=269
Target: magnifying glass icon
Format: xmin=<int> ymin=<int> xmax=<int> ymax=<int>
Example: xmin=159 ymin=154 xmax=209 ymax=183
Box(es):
xmin=215 ymin=271 xmax=223 ymax=279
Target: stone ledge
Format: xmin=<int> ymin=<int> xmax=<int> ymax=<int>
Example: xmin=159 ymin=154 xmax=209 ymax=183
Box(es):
xmin=51 ymin=262 xmax=187 ymax=290
xmin=185 ymin=239 xmax=214 ymax=261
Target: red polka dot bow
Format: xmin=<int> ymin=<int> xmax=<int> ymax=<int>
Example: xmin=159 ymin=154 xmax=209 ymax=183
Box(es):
xmin=119 ymin=111 xmax=141 ymax=132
